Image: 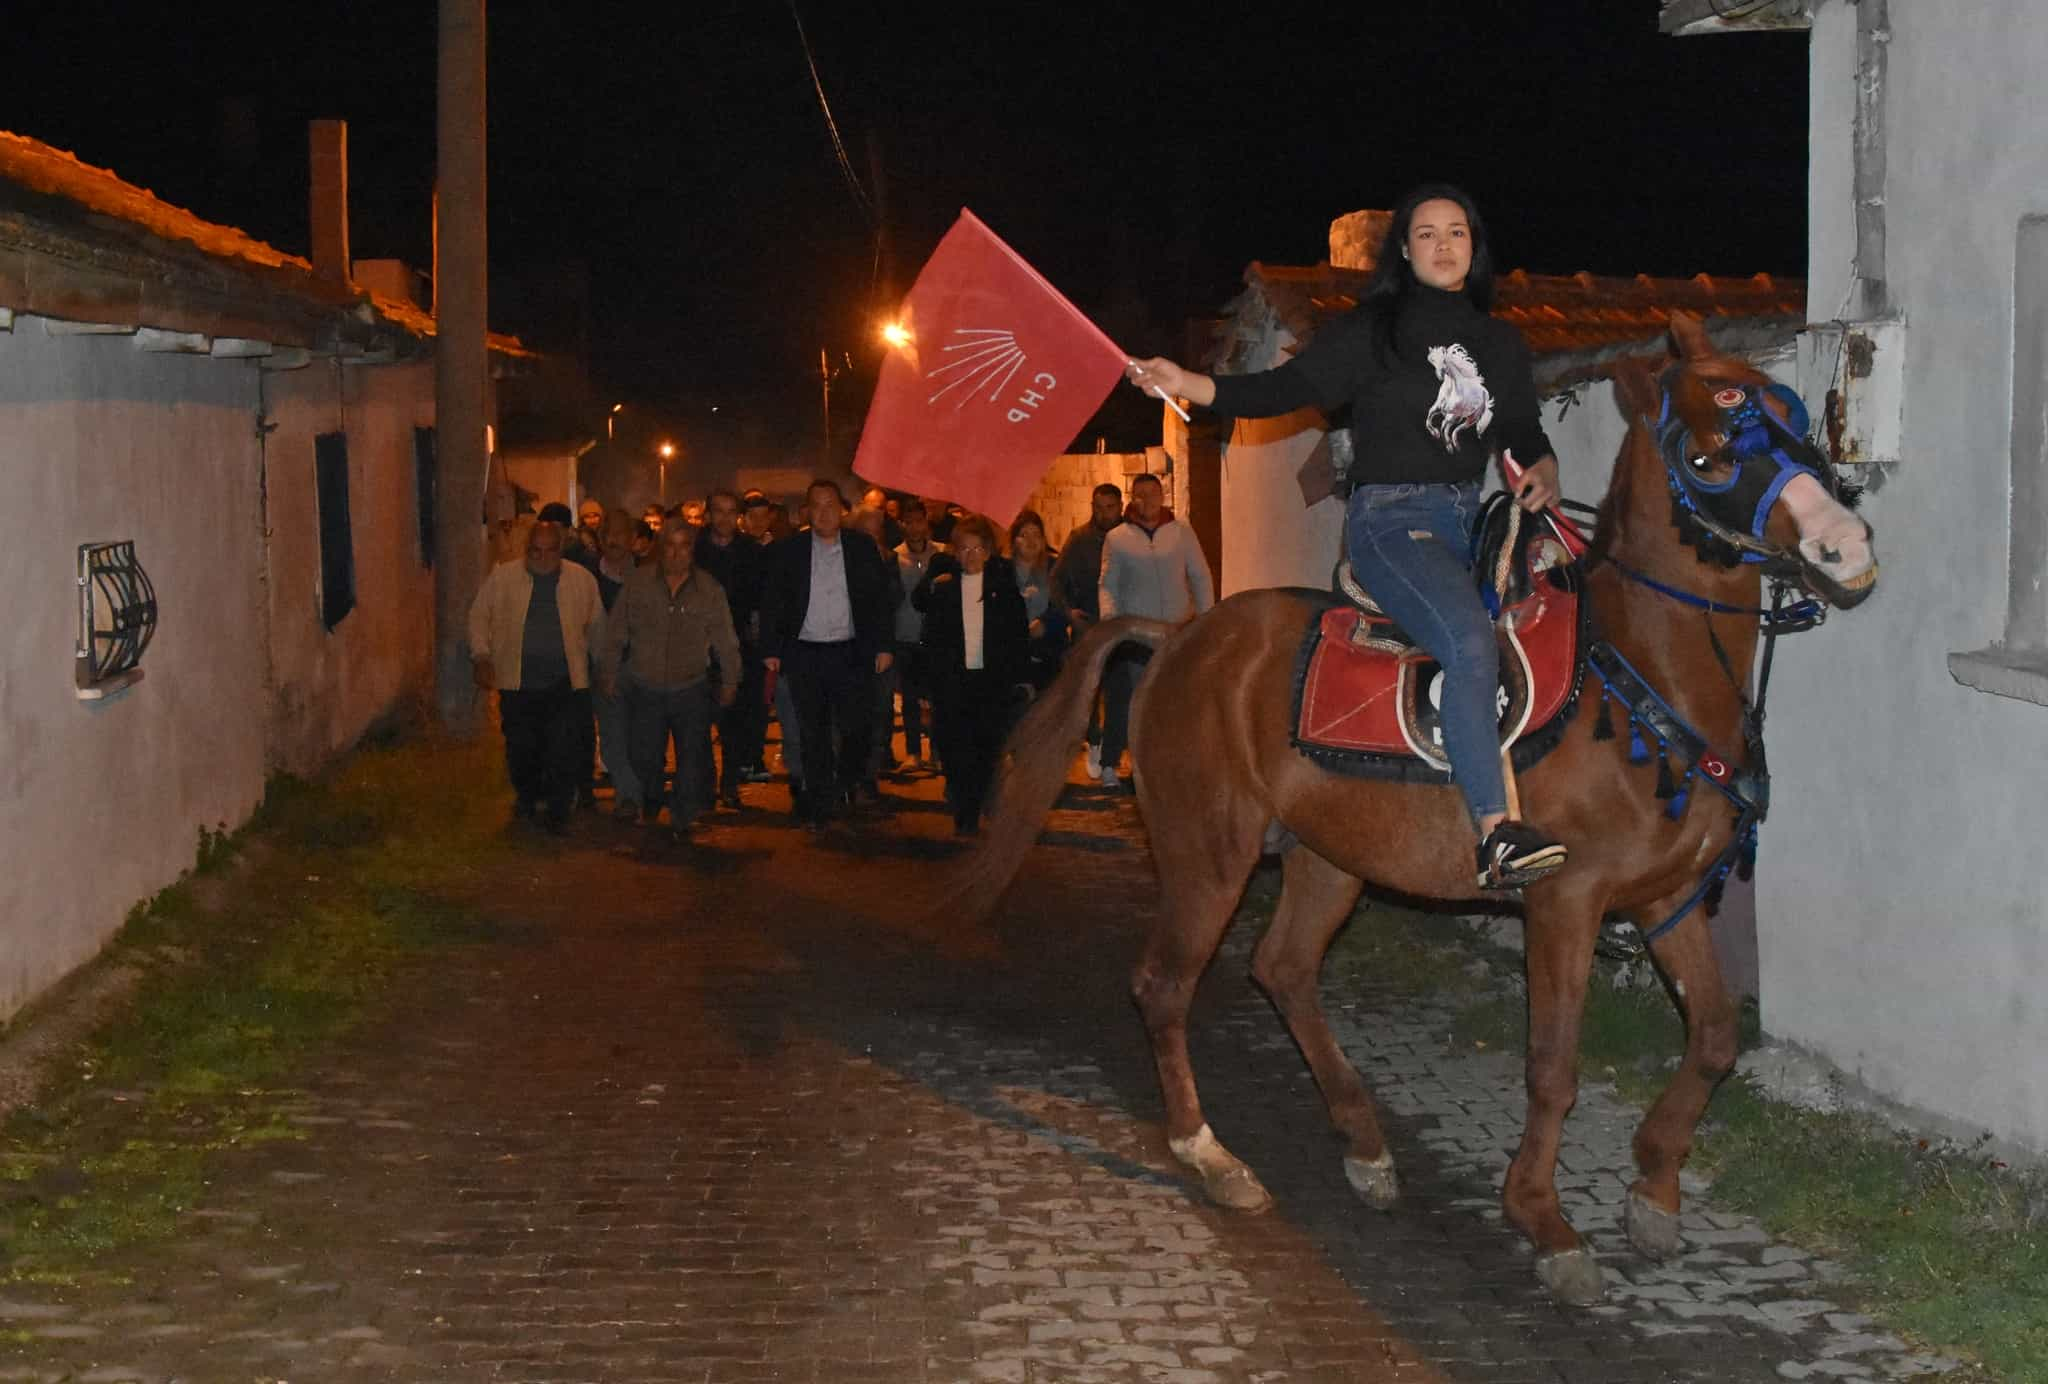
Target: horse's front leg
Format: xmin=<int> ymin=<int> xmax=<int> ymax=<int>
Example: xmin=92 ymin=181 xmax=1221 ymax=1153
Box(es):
xmin=1505 ymin=882 xmax=1606 ymax=1305
xmin=1247 ymin=844 xmax=1394 ymax=1207
xmin=1626 ymin=894 xmax=1741 ymax=1261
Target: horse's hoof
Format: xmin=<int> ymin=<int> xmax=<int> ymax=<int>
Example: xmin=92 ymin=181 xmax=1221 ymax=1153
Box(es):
xmin=1343 ymin=1152 xmax=1400 ymax=1210
xmin=1534 ymin=1248 xmax=1605 ymax=1306
xmin=1168 ymin=1123 xmax=1272 ymax=1214
xmin=1205 ymin=1162 xmax=1275 ymax=1214
xmin=1625 ymin=1187 xmax=1684 ymax=1261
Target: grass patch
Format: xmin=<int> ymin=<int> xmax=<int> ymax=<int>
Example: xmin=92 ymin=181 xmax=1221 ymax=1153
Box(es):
xmin=1697 ymin=1082 xmax=2048 ymax=1381
xmin=0 ymin=733 xmax=512 ymax=1283
xmin=1314 ymin=892 xmax=2033 ymax=1379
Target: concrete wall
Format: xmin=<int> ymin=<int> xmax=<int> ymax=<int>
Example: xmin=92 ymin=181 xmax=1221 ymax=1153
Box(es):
xmin=1757 ymin=0 xmax=2048 ymax=1153
xmin=263 ymin=358 xmax=438 ymax=774
xmin=0 ymin=324 xmax=268 ymax=1016
xmin=0 ymin=322 xmax=441 ymax=1020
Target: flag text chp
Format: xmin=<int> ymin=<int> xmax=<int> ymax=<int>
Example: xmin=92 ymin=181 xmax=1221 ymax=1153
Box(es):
xmin=854 ymin=210 xmax=1131 ymax=523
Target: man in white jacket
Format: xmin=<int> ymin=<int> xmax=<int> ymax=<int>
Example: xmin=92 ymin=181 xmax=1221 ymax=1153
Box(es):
xmin=468 ymin=521 xmax=607 ymax=830
xmin=1096 ymin=473 xmax=1214 ymax=788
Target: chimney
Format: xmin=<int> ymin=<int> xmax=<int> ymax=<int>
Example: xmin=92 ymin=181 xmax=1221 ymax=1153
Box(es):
xmin=1329 ymin=209 xmax=1392 ymax=272
xmin=308 ymin=119 xmax=351 ymax=282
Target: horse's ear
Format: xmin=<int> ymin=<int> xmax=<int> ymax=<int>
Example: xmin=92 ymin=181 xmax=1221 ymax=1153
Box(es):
xmin=1666 ymin=309 xmax=1713 ymax=361
xmin=1612 ymin=356 xmax=1660 ymax=423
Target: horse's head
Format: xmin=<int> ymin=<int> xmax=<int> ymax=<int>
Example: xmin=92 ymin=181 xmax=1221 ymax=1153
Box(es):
xmin=1615 ymin=312 xmax=1878 ymax=610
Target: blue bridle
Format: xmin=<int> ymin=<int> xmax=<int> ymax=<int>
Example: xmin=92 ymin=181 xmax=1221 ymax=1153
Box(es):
xmin=1654 ymin=371 xmax=1830 ymax=570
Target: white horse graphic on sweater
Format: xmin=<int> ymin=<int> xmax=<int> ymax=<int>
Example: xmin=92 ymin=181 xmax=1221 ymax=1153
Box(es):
xmin=1426 ymin=343 xmax=1494 ymax=451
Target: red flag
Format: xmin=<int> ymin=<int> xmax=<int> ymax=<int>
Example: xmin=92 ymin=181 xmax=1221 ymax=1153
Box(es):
xmin=854 ymin=209 xmax=1129 ymax=523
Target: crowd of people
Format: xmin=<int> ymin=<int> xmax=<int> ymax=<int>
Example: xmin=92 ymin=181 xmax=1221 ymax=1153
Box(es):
xmin=467 ymin=474 xmax=1215 ymax=842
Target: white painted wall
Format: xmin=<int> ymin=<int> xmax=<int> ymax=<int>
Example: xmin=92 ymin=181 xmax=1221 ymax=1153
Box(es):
xmin=263 ymin=359 xmax=437 ymax=774
xmin=0 ymin=325 xmax=268 ymax=1016
xmin=1760 ymin=0 xmax=2048 ymax=1153
xmin=0 ymin=324 xmax=441 ymax=1019
xmin=1217 ymin=331 xmax=1347 ymax=596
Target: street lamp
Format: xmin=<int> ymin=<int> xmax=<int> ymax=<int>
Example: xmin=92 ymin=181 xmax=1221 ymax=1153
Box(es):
xmin=606 ymin=402 xmax=624 ymax=442
xmin=658 ymin=440 xmax=676 ymax=504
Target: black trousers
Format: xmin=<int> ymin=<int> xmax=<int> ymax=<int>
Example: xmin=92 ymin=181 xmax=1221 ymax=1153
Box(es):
xmin=499 ymin=683 xmax=591 ymax=820
xmin=935 ymin=668 xmax=1017 ymax=830
xmin=786 ymin=639 xmax=871 ymax=820
xmin=628 ymin=682 xmax=714 ymax=826
xmin=717 ymin=648 xmax=768 ymax=794
xmin=1099 ymin=645 xmax=1154 ymax=771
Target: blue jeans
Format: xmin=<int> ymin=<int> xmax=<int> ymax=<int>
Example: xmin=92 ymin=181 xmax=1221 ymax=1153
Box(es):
xmin=1344 ymin=480 xmax=1505 ymax=826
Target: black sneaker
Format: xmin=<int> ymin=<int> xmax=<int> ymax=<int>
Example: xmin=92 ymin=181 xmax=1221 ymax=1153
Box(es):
xmin=1476 ymin=821 xmax=1568 ymax=890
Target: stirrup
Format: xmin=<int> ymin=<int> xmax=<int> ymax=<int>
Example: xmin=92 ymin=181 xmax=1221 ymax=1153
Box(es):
xmin=1476 ymin=820 xmax=1568 ymax=890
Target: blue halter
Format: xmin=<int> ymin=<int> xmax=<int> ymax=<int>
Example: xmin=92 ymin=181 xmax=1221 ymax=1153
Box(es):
xmin=1654 ymin=373 xmax=1828 ymax=568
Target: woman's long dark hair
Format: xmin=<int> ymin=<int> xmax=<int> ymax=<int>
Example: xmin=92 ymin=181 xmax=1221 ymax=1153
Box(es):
xmin=1357 ymin=183 xmax=1496 ymax=359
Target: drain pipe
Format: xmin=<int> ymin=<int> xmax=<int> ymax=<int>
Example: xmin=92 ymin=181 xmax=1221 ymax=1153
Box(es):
xmin=1850 ymin=0 xmax=1889 ymax=318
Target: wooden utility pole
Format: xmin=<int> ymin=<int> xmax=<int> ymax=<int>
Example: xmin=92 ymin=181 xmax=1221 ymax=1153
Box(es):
xmin=434 ymin=0 xmax=489 ymax=735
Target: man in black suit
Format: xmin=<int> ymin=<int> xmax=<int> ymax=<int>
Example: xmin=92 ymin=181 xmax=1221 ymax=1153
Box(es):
xmin=760 ymin=479 xmax=895 ymax=827
xmin=693 ymin=489 xmax=768 ymax=805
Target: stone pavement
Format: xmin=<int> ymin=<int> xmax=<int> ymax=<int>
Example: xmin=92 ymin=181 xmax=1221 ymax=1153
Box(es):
xmin=0 ymin=754 xmax=1963 ymax=1382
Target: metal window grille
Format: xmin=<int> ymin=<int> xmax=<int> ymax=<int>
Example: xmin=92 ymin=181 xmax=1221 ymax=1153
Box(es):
xmin=75 ymin=541 xmax=157 ymax=693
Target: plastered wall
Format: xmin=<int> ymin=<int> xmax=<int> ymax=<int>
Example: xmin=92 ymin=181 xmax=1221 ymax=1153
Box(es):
xmin=1755 ymin=0 xmax=2048 ymax=1153
xmin=0 ymin=326 xmax=268 ymax=1015
xmin=262 ymin=358 xmax=437 ymax=774
xmin=0 ymin=326 xmax=441 ymax=1019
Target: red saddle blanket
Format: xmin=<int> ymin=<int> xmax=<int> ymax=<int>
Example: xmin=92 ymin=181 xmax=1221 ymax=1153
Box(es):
xmin=1291 ymin=573 xmax=1586 ymax=781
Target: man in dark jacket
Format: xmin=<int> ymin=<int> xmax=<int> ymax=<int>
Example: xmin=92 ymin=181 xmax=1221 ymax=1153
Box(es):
xmin=760 ymin=479 xmax=895 ymax=828
xmin=1050 ymin=481 xmax=1124 ymax=779
xmin=693 ymin=489 xmax=768 ymax=805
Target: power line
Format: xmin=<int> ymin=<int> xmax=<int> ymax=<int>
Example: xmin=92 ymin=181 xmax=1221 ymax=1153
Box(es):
xmin=786 ymin=0 xmax=874 ymax=224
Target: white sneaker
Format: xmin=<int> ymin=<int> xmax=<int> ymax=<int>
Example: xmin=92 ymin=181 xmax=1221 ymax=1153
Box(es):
xmin=1084 ymin=743 xmax=1102 ymax=779
xmin=1099 ymin=765 xmax=1120 ymax=790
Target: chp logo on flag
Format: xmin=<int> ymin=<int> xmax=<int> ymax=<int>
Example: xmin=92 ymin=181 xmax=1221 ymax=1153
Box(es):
xmin=926 ymin=329 xmax=1055 ymax=423
xmin=854 ymin=210 xmax=1131 ymax=523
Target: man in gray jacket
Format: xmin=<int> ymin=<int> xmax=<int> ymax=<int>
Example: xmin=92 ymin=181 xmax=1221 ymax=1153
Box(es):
xmin=598 ymin=523 xmax=741 ymax=841
xmin=1096 ymin=473 xmax=1214 ymax=789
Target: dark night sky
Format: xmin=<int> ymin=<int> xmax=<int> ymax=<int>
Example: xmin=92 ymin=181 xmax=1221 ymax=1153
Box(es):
xmin=5 ymin=2 xmax=1808 ymax=453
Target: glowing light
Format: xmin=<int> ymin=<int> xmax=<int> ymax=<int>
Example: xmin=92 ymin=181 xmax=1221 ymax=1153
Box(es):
xmin=658 ymin=441 xmax=676 ymax=459
xmin=881 ymin=321 xmax=911 ymax=348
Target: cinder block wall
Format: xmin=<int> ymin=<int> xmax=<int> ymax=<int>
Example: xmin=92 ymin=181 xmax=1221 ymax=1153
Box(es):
xmin=1020 ymin=446 xmax=1173 ymax=548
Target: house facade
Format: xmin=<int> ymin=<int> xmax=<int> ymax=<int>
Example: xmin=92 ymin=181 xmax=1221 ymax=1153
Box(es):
xmin=0 ymin=130 xmax=513 ymax=1019
xmin=1661 ymin=0 xmax=2048 ymax=1154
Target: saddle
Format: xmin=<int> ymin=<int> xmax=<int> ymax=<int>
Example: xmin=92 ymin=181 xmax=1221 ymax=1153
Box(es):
xmin=1291 ymin=493 xmax=1588 ymax=782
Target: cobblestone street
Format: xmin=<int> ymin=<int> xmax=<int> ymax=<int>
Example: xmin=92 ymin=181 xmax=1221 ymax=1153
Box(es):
xmin=0 ymin=755 xmax=1959 ymax=1382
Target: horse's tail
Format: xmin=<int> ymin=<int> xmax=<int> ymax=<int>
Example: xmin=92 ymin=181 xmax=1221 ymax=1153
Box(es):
xmin=924 ymin=616 xmax=1174 ymax=926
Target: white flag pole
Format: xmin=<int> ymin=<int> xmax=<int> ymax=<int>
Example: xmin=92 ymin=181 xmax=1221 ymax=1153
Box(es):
xmin=1125 ymin=358 xmax=1192 ymax=422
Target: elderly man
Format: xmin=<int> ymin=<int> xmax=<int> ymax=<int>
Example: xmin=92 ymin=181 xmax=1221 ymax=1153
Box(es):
xmin=469 ymin=521 xmax=606 ymax=831
xmin=600 ymin=522 xmax=740 ymax=842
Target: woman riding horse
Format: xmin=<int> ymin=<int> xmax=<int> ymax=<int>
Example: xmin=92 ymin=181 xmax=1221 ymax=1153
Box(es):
xmin=962 ymin=305 xmax=1877 ymax=1306
xmin=1128 ymin=183 xmax=1566 ymax=891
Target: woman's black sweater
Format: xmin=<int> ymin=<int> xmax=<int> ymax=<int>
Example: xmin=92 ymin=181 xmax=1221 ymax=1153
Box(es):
xmin=1209 ymin=285 xmax=1553 ymax=488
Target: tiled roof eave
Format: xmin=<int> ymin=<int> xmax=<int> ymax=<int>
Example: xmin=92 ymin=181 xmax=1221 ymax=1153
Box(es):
xmin=1531 ymin=314 xmax=1805 ymax=394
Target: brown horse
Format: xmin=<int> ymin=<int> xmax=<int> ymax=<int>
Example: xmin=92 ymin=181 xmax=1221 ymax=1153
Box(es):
xmin=946 ymin=313 xmax=1878 ymax=1305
